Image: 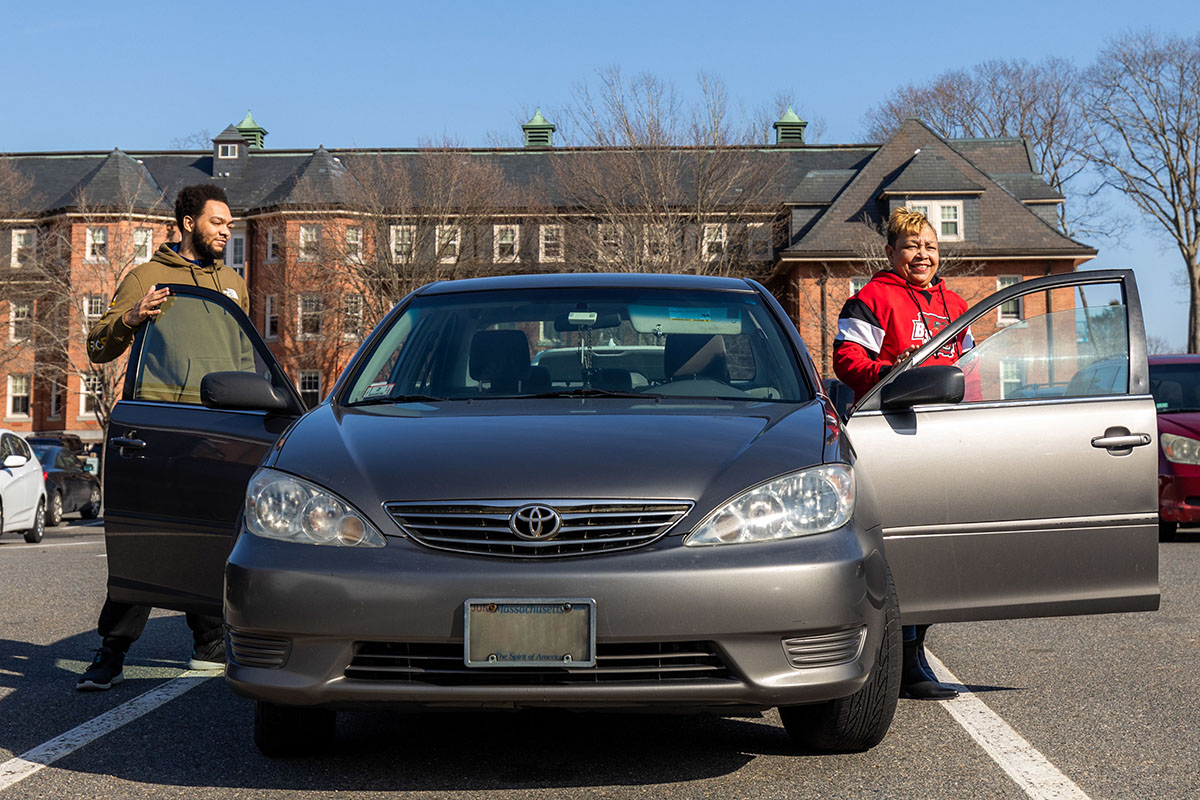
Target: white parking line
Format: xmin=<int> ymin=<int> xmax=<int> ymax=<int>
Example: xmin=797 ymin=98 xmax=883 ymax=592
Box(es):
xmin=0 ymin=541 xmax=104 ymax=551
xmin=925 ymin=652 xmax=1090 ymax=800
xmin=0 ymin=671 xmax=217 ymax=791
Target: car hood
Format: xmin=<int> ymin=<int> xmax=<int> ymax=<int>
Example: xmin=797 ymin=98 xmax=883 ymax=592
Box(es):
xmin=270 ymin=400 xmax=832 ymax=520
xmin=1157 ymin=412 xmax=1200 ymax=440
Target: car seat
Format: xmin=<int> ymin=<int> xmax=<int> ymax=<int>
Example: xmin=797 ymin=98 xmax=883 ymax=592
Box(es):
xmin=469 ymin=330 xmax=530 ymax=394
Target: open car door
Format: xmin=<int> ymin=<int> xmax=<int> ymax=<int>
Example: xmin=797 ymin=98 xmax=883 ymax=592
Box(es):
xmin=847 ymin=269 xmax=1159 ymax=623
xmin=103 ymin=285 xmax=306 ymax=616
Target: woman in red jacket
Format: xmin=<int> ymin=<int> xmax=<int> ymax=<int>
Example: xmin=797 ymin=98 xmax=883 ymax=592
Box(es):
xmin=833 ymin=207 xmax=972 ymax=700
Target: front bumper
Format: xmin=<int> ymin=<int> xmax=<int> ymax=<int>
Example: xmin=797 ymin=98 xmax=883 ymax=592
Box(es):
xmin=223 ymin=525 xmax=889 ymax=712
xmin=1159 ymin=466 xmax=1200 ymax=523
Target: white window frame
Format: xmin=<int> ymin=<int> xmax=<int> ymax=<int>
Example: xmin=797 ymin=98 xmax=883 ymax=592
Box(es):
xmin=228 ymin=232 xmax=247 ymax=276
xmin=906 ymin=200 xmax=964 ymax=242
xmin=849 ymin=277 xmax=870 ymax=296
xmin=266 ymin=229 xmax=281 ymax=263
xmin=264 ymin=294 xmax=279 ymax=339
xmin=999 ymin=359 xmax=1024 ymax=399
xmin=342 ymin=294 xmax=364 ymax=340
xmin=702 ymin=223 xmax=727 ymax=260
xmin=7 ymin=374 xmax=30 ymax=419
xmin=217 ymin=143 xmax=238 ymax=159
xmin=298 ymin=369 xmax=322 ymax=407
xmin=48 ymin=378 xmax=63 ymax=420
xmin=345 ymin=226 xmax=364 ymax=264
xmin=80 ymin=374 xmax=102 ymax=418
xmin=539 ymin=224 xmax=564 ymax=263
xmin=493 ymin=224 xmax=519 ymax=264
xmin=298 ymin=294 xmax=323 ymax=340
xmin=391 ymin=224 xmax=416 ymax=263
xmin=298 ymin=225 xmax=321 ymax=262
xmin=598 ymin=223 xmax=622 ymax=263
xmin=643 ymin=223 xmax=670 ymax=261
xmin=10 ymin=229 xmax=34 ymax=269
xmin=436 ymin=225 xmax=460 ymax=264
xmin=133 ymin=228 xmax=153 ymax=262
xmin=85 ymin=227 xmax=108 ymax=263
xmin=85 ymin=294 xmax=106 ymax=325
xmin=9 ymin=301 xmax=32 ymax=342
xmin=997 ymin=275 xmax=1023 ymax=324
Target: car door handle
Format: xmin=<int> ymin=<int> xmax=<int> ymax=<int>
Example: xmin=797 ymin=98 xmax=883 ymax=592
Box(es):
xmin=110 ymin=436 xmax=146 ymax=450
xmin=1090 ymin=433 xmax=1151 ymax=450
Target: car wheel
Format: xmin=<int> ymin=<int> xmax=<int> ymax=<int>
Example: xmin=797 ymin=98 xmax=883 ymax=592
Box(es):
xmin=45 ymin=492 xmax=63 ymax=528
xmin=1159 ymin=520 xmax=1178 ymax=541
xmin=24 ymin=499 xmax=45 ymax=544
xmin=253 ymin=701 xmax=335 ymax=757
xmin=80 ymin=486 xmax=101 ymax=519
xmin=778 ymin=567 xmax=902 ymax=753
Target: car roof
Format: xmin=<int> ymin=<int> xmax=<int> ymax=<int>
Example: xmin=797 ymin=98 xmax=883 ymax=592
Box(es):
xmin=417 ymin=272 xmax=757 ymax=296
xmin=1149 ymin=354 xmax=1200 ymax=365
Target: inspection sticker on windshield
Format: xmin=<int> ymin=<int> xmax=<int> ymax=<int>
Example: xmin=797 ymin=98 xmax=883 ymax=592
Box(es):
xmin=465 ymin=599 xmax=596 ymax=668
xmin=668 ymin=307 xmax=737 ymax=324
xmin=361 ymin=382 xmax=394 ymax=399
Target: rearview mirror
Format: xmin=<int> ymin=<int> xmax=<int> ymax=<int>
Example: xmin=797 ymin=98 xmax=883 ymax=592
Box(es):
xmin=880 ymin=365 xmax=965 ymax=411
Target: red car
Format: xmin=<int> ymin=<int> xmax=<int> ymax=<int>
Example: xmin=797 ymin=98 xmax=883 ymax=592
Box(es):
xmin=1150 ymin=354 xmax=1200 ymax=539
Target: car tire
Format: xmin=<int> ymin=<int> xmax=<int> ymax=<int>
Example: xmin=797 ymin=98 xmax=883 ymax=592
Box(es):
xmin=778 ymin=566 xmax=902 ymax=753
xmin=45 ymin=492 xmax=63 ymax=528
xmin=24 ymin=499 xmax=45 ymax=544
xmin=1159 ymin=520 xmax=1178 ymax=541
xmin=81 ymin=486 xmax=101 ymax=519
xmin=253 ymin=701 xmax=335 ymax=757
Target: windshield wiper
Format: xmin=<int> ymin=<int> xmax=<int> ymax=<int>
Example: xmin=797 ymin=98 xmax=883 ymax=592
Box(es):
xmin=525 ymin=388 xmax=652 ymax=399
xmin=349 ymin=394 xmax=446 ymax=406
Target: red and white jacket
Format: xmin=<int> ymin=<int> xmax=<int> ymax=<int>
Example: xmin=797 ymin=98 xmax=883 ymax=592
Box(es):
xmin=833 ymin=270 xmax=974 ymax=400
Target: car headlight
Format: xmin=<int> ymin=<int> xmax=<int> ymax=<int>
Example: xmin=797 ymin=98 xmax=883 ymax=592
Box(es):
xmin=685 ymin=464 xmax=855 ymax=546
xmin=244 ymin=469 xmax=386 ymax=547
xmin=1161 ymin=432 xmax=1200 ymax=465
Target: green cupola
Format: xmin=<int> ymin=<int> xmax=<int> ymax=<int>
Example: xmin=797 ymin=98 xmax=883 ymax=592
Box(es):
xmin=236 ymin=110 xmax=268 ymax=149
xmin=522 ymin=109 xmax=556 ymax=148
xmin=773 ymin=107 xmax=807 ymax=146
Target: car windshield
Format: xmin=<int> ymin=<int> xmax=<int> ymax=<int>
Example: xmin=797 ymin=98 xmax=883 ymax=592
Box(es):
xmin=1150 ymin=363 xmax=1200 ymax=413
xmin=30 ymin=445 xmax=53 ymax=464
xmin=344 ymin=287 xmax=809 ymax=404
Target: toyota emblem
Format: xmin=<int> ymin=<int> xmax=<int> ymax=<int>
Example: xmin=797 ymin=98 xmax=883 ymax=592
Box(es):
xmin=510 ymin=504 xmax=562 ymax=540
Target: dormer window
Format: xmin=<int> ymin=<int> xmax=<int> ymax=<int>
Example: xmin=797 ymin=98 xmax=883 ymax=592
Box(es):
xmin=217 ymin=143 xmax=238 ymax=159
xmin=906 ymin=200 xmax=964 ymax=242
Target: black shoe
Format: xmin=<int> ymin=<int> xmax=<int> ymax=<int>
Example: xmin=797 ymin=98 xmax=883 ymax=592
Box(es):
xmin=77 ymin=647 xmax=125 ymax=691
xmin=188 ymin=637 xmax=226 ymax=670
xmin=901 ymin=638 xmax=957 ymax=700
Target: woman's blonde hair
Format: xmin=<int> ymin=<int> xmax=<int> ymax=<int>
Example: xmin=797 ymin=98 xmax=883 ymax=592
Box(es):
xmin=886 ymin=207 xmax=934 ymax=247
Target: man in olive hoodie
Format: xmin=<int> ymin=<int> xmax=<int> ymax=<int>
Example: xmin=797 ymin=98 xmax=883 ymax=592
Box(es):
xmin=78 ymin=184 xmax=248 ymax=691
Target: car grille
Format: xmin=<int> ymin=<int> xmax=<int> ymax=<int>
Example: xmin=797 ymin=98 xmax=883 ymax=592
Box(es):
xmin=227 ymin=630 xmax=291 ymax=669
xmin=345 ymin=641 xmax=731 ymax=685
xmin=384 ymin=500 xmax=693 ymax=558
xmin=781 ymin=627 xmax=866 ymax=669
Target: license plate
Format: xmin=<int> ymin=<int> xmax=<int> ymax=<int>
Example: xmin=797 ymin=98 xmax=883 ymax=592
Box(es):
xmin=465 ymin=599 xmax=596 ymax=668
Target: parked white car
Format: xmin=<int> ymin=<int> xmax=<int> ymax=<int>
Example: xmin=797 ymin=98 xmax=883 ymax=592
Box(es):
xmin=0 ymin=429 xmax=47 ymax=543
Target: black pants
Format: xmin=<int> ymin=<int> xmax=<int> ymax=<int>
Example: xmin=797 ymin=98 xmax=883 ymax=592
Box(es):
xmin=96 ymin=593 xmax=223 ymax=653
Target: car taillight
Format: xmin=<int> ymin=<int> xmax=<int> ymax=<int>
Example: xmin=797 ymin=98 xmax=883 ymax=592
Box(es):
xmin=43 ymin=471 xmax=48 ymax=481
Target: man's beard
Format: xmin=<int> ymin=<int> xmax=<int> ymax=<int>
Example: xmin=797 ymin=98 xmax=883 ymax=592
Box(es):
xmin=193 ymin=232 xmax=226 ymax=262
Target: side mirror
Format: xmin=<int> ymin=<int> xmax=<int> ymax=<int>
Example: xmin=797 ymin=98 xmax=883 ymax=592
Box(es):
xmin=880 ymin=365 xmax=965 ymax=411
xmin=201 ymin=371 xmax=292 ymax=412
xmin=3 ymin=454 xmax=29 ymax=469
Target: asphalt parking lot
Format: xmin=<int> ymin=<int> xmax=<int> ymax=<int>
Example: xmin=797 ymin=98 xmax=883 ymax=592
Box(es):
xmin=1 ymin=521 xmax=1197 ymax=800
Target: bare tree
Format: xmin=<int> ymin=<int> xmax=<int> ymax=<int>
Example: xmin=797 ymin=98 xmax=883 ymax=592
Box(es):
xmin=549 ymin=69 xmax=785 ymax=277
xmin=863 ymin=58 xmax=1104 ymax=238
xmin=1081 ymin=31 xmax=1200 ymax=351
xmin=0 ymin=158 xmax=40 ymax=375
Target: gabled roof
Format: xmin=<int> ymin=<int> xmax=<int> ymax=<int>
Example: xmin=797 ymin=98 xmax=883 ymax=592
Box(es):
xmin=213 ymin=125 xmax=245 ymax=143
xmin=879 ymin=148 xmax=983 ymax=196
xmin=47 ymin=148 xmax=169 ymax=213
xmin=257 ymin=147 xmax=365 ymax=209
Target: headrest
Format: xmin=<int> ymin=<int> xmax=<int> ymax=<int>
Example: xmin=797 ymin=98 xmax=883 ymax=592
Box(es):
xmin=469 ymin=329 xmax=530 ymax=381
xmin=664 ymin=334 xmax=728 ymax=380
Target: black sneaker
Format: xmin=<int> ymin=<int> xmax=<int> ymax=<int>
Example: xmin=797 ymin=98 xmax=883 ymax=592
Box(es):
xmin=76 ymin=647 xmax=125 ymax=691
xmin=188 ymin=637 xmax=226 ymax=671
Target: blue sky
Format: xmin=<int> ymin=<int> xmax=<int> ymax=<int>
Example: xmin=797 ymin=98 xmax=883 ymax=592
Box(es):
xmin=6 ymin=0 xmax=1199 ymax=345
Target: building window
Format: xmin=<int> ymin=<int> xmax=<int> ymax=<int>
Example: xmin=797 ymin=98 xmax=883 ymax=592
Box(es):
xmin=266 ymin=229 xmax=281 ymax=263
xmin=298 ymin=294 xmax=323 ymax=339
xmin=133 ymin=228 xmax=153 ymax=262
xmin=264 ymin=294 xmax=278 ymax=339
xmin=493 ymin=224 xmax=519 ymax=263
xmin=345 ymin=227 xmax=364 ymax=263
xmin=644 ymin=224 xmax=668 ymax=260
xmin=391 ymin=224 xmax=416 ymax=263
xmin=49 ymin=379 xmax=64 ymax=419
xmin=1000 ymin=359 xmax=1024 ymax=399
xmin=850 ymin=277 xmax=870 ymax=296
xmin=437 ymin=225 xmax=460 ymax=263
xmin=10 ymin=229 xmax=34 ymax=268
xmin=86 ymin=227 xmax=108 ymax=262
xmin=217 ymin=143 xmax=238 ymax=159
xmin=997 ymin=275 xmax=1023 ymax=323
xmin=299 ymin=225 xmax=321 ymax=261
xmin=7 ymin=375 xmax=30 ymax=418
xmin=747 ymin=223 xmax=771 ymax=260
xmin=10 ymin=301 xmax=32 ymax=341
xmin=299 ymin=370 xmax=322 ymax=408
xmin=702 ymin=224 xmax=726 ymax=259
xmin=85 ymin=294 xmax=106 ymax=324
xmin=598 ymin=223 xmax=622 ymax=263
xmin=906 ymin=200 xmax=964 ymax=242
xmin=343 ymin=294 xmax=364 ymax=340
xmin=539 ymin=224 xmax=564 ymax=263
xmin=228 ymin=233 xmax=246 ymax=277
xmin=81 ymin=373 xmax=103 ymax=416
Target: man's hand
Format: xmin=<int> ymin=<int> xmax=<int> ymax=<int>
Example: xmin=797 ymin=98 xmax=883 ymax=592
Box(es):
xmin=122 ymin=285 xmax=169 ymax=328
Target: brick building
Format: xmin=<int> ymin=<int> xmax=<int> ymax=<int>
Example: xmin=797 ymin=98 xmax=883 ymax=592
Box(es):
xmin=0 ymin=111 xmax=1093 ymax=443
